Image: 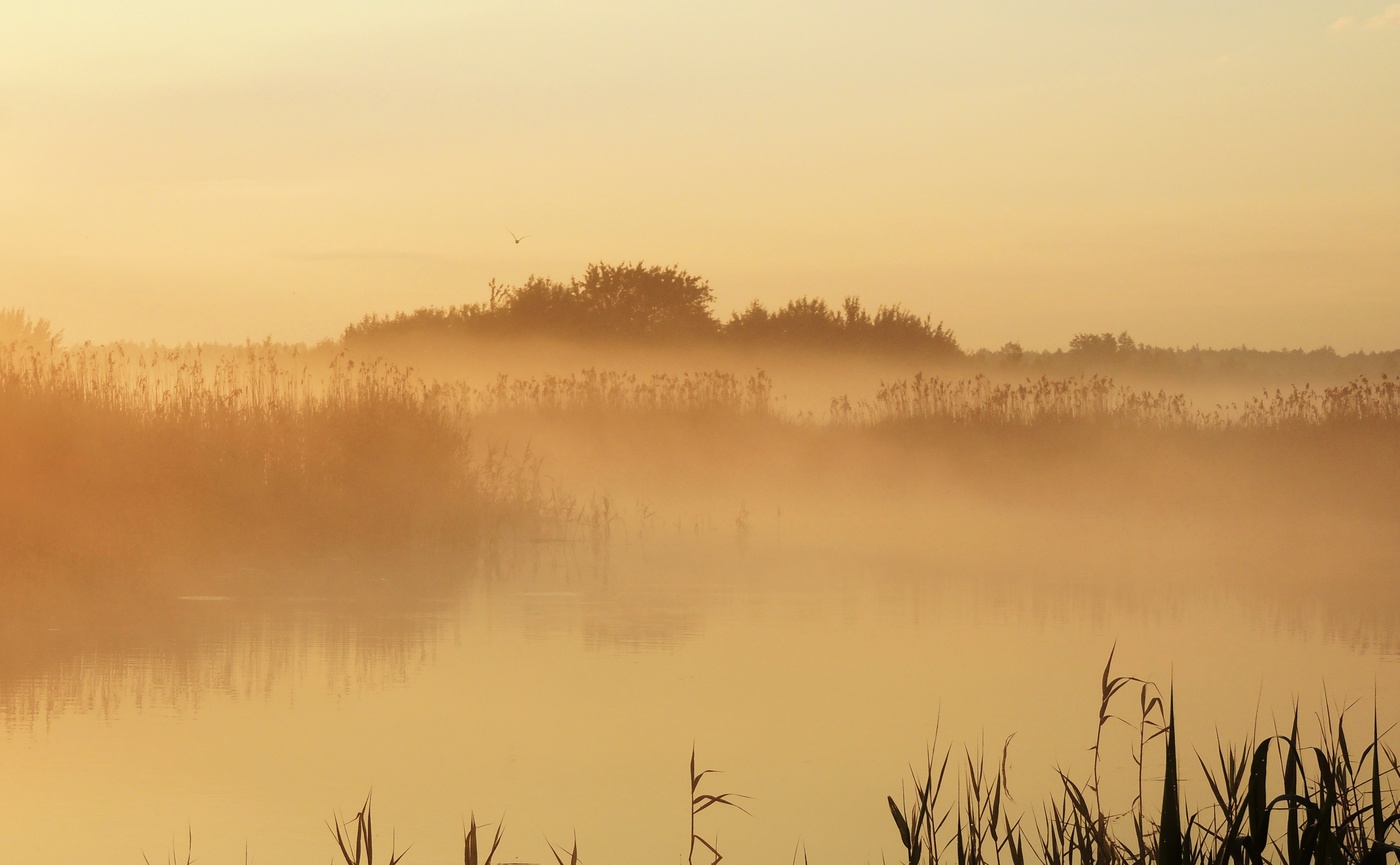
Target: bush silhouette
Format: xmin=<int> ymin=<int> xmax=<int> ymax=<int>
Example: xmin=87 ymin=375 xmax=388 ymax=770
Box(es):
xmin=345 ymin=263 xmax=962 ymax=357
xmin=726 ymin=296 xmax=959 ymax=356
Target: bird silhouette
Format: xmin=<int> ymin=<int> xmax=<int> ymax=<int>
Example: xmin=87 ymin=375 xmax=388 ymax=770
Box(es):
xmin=507 ymin=229 xmax=531 ymax=244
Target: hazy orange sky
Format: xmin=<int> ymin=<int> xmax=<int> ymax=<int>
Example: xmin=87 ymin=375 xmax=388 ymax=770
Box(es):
xmin=2 ymin=2 xmax=1396 ymax=350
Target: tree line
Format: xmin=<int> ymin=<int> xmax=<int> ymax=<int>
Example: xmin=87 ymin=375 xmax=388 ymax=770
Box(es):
xmin=339 ymin=263 xmax=1400 ymax=376
xmin=341 ymin=262 xmax=963 ymax=357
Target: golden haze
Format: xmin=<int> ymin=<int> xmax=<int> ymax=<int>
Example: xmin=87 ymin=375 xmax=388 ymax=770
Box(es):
xmin=2 ymin=2 xmax=1398 ymax=348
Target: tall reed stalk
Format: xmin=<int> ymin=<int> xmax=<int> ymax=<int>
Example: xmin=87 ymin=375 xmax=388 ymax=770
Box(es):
xmin=890 ymin=661 xmax=1399 ymax=865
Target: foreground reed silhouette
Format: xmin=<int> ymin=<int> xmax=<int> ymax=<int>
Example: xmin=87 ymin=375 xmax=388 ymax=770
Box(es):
xmin=141 ymin=662 xmax=1398 ymax=865
xmin=304 ymin=751 xmax=744 ymax=865
xmin=888 ymin=656 xmax=1399 ymax=865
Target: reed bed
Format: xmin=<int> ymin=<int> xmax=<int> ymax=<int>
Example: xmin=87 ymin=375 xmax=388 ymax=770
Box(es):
xmin=5 ymin=335 xmax=1397 ymax=570
xmin=831 ymin=373 xmax=1400 ymax=431
xmin=471 ymin=369 xmax=775 ymax=416
xmin=15 ymin=338 xmax=1395 ymax=438
xmin=0 ymin=343 xmax=547 ymax=571
xmin=0 ymin=338 xmax=788 ymax=569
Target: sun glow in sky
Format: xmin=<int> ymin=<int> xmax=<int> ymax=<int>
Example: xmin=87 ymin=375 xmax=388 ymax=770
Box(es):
xmin=2 ymin=1 xmax=1397 ymax=349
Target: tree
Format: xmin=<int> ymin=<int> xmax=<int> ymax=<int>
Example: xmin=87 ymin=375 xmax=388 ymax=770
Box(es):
xmin=574 ymin=262 xmax=717 ymax=335
xmin=0 ymin=309 xmax=63 ymax=349
xmin=498 ymin=277 xmax=589 ymax=334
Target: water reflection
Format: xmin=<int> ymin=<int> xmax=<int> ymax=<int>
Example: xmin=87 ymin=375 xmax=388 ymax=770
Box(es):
xmin=0 ymin=540 xmax=1397 ymax=865
xmin=6 ymin=541 xmax=1398 ymax=723
xmin=0 ymin=558 xmax=471 ymax=727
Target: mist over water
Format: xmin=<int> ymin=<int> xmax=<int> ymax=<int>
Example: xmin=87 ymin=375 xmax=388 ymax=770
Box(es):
xmin=6 ymin=0 xmax=1399 ymax=857
xmin=1 ymin=318 xmax=1398 ymax=864
xmin=2 ymin=542 xmax=1397 ymax=864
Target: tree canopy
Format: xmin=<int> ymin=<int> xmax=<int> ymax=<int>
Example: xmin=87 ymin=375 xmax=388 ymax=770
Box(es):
xmin=343 ymin=262 xmax=962 ymax=357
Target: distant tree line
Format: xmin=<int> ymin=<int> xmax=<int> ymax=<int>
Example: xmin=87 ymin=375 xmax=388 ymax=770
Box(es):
xmin=982 ymin=331 xmax=1400 ymax=380
xmin=340 ymin=262 xmax=1400 ymax=376
xmin=342 ymin=262 xmax=963 ymax=357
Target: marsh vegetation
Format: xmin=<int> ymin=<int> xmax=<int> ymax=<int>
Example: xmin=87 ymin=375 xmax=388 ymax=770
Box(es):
xmin=6 ymin=294 xmax=1398 ymax=577
xmin=145 ymin=661 xmax=1400 ymax=865
xmin=2 ymin=283 xmax=1398 ymax=864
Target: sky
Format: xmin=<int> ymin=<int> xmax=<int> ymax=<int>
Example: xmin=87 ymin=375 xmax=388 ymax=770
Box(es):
xmin=1 ymin=1 xmax=1397 ymax=350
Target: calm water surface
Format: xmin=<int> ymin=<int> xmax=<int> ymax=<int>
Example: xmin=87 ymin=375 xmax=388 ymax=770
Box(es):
xmin=2 ymin=543 xmax=1397 ymax=865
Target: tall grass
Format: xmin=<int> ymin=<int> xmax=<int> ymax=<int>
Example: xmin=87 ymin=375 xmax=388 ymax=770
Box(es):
xmin=5 ymin=330 xmax=1397 ymax=572
xmin=0 ymin=342 xmax=546 ymax=572
xmin=471 ymin=369 xmax=775 ymax=416
xmin=833 ymin=375 xmax=1201 ymax=429
xmin=830 ymin=373 xmax=1400 ymax=431
xmin=887 ymin=659 xmax=1400 ymax=865
xmin=137 ymin=667 xmax=1396 ymax=865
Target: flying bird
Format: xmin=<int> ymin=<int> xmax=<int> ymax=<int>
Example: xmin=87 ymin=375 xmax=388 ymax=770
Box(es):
xmin=507 ymin=229 xmax=531 ymax=244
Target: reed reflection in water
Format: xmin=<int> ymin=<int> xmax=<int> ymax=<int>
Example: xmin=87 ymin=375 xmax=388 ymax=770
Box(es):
xmin=0 ymin=543 xmax=1397 ymax=865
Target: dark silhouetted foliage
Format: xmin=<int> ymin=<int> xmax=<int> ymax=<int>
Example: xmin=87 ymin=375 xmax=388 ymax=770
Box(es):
xmin=343 ymin=263 xmax=962 ymax=357
xmin=1069 ymin=331 xmax=1136 ymax=358
xmin=344 ymin=263 xmax=717 ymax=344
xmin=725 ymin=295 xmax=959 ymax=356
xmin=577 ymin=261 xmax=715 ymax=335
